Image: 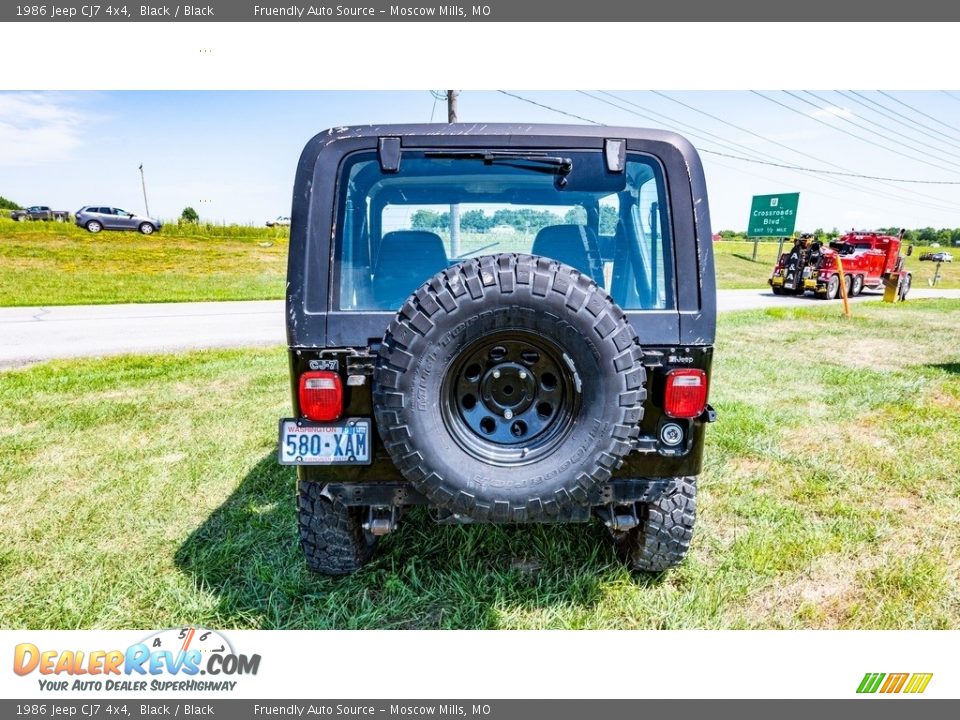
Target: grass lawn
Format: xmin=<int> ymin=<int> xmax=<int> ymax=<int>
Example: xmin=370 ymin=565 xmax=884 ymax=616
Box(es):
xmin=0 ymin=220 xmax=288 ymax=306
xmin=1 ymin=223 xmax=957 ymax=306
xmin=2 ymin=299 xmax=958 ymax=629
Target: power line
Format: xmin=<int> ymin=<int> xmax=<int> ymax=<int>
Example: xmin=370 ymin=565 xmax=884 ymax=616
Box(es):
xmin=780 ymin=90 xmax=960 ymax=176
xmin=496 ymin=90 xmax=600 ymax=125
xmin=814 ymin=91 xmax=960 ymax=162
xmin=878 ymin=90 xmax=960 ymax=136
xmin=603 ymin=91 xmax=960 ymax=211
xmin=749 ymin=90 xmax=960 ymax=211
xmin=698 ymin=149 xmax=960 ymax=184
xmin=844 ymin=90 xmax=960 ymax=147
xmin=705 ymin=156 xmax=923 ymax=222
xmin=868 ymin=90 xmax=960 ymax=143
xmin=579 ymin=91 xmax=781 ymax=165
xmin=649 ymin=89 xmax=857 ymax=170
xmin=621 ymin=91 xmax=960 ymax=209
xmin=941 ymin=91 xmax=960 ymax=105
xmin=515 ymin=90 xmax=960 ymax=212
xmin=497 ymin=90 xmax=960 ymax=213
xmin=851 ymin=90 xmax=960 ymax=145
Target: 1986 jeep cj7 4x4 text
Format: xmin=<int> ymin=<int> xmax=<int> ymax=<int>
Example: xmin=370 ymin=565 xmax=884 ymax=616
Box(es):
xmin=281 ymin=124 xmax=717 ymax=574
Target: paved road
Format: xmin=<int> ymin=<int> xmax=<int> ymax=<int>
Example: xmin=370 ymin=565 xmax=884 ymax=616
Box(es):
xmin=716 ymin=287 xmax=960 ymax=312
xmin=0 ymin=300 xmax=284 ymax=368
xmin=2 ymin=289 xmax=958 ymax=368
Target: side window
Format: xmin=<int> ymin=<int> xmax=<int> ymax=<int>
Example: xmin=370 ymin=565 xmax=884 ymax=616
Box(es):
xmin=597 ymin=195 xmax=619 ymax=289
xmin=633 ymin=176 xmax=669 ymax=309
xmin=610 ymin=163 xmax=673 ymax=311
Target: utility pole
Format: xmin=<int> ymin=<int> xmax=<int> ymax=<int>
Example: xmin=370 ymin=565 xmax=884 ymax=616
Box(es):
xmin=447 ymin=91 xmax=461 ymax=259
xmin=138 ymin=163 xmax=151 ymax=217
xmin=447 ymin=90 xmax=458 ymax=123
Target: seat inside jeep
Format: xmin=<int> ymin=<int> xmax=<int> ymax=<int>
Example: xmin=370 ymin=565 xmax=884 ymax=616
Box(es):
xmin=532 ymin=224 xmax=605 ymax=285
xmin=372 ymin=230 xmax=449 ymax=308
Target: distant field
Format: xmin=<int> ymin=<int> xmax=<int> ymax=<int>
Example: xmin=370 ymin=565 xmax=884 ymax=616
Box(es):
xmin=713 ymin=240 xmax=960 ymax=290
xmin=0 ymin=219 xmax=288 ymax=306
xmin=1 ymin=221 xmax=957 ymax=306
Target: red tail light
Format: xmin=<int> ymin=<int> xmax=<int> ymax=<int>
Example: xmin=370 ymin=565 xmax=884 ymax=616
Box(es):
xmin=298 ymin=371 xmax=343 ymax=422
xmin=664 ymin=369 xmax=708 ymax=419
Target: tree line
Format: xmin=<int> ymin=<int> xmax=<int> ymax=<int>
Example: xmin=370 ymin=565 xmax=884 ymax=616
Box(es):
xmin=717 ymin=227 xmax=960 ymax=246
xmin=411 ymin=206 xmax=619 ymax=234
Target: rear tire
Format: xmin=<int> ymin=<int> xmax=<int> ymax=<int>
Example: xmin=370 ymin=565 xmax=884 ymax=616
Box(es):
xmin=824 ymin=274 xmax=839 ymax=300
xmin=843 ymin=274 xmax=853 ymax=297
xmin=85 ymin=220 xmax=102 ymax=234
xmin=899 ymin=273 xmax=912 ymax=301
xmin=298 ymin=481 xmax=377 ymax=575
xmin=852 ymin=275 xmax=864 ymax=296
xmin=771 ymin=286 xmax=786 ymax=296
xmin=612 ymin=477 xmax=697 ymax=572
xmin=17 ymin=215 xmax=28 ymax=222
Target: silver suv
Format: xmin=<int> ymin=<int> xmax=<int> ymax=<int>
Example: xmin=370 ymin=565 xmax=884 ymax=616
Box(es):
xmin=75 ymin=206 xmax=162 ymax=235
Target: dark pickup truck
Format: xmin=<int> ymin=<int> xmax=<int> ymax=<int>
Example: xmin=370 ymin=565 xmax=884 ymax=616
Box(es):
xmin=10 ymin=206 xmax=70 ymax=222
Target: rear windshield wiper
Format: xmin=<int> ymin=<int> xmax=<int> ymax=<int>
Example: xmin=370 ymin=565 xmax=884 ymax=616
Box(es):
xmin=424 ymin=150 xmax=573 ymax=175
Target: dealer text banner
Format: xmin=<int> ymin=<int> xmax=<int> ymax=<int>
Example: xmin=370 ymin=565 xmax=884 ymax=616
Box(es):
xmin=2 ymin=700 xmax=959 ymax=720
xmin=4 ymin=0 xmax=960 ymax=21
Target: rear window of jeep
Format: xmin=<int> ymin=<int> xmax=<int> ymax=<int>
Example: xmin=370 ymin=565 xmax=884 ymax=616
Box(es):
xmin=332 ymin=150 xmax=675 ymax=312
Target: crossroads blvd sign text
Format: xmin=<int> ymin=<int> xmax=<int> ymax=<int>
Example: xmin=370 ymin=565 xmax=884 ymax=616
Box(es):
xmin=747 ymin=193 xmax=800 ymax=237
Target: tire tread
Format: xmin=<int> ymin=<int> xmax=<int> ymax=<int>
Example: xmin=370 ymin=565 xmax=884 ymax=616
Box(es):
xmin=298 ymin=481 xmax=375 ymax=575
xmin=374 ymin=254 xmax=646 ymax=522
xmin=614 ymin=476 xmax=697 ymax=572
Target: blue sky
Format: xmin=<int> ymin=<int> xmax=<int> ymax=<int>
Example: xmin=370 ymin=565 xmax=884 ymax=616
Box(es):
xmin=3 ymin=90 xmax=960 ymax=230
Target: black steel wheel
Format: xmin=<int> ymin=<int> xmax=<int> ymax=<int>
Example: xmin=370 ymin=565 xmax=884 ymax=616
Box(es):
xmin=442 ymin=332 xmax=579 ymax=466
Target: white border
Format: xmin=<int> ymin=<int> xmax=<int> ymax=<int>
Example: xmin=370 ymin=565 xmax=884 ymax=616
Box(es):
xmin=3 ymin=630 xmax=955 ymax=699
xmin=2 ymin=19 xmax=957 ymax=703
xmin=1 ymin=23 xmax=958 ymax=90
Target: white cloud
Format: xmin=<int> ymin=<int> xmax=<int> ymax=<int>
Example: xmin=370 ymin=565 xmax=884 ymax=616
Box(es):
xmin=0 ymin=92 xmax=91 ymax=166
xmin=809 ymin=105 xmax=854 ymax=120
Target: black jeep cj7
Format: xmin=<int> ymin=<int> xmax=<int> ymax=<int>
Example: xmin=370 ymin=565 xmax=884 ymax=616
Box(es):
xmin=281 ymin=124 xmax=717 ymax=575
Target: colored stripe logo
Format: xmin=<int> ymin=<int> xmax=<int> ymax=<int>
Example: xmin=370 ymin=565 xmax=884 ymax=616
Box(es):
xmin=857 ymin=673 xmax=933 ymax=694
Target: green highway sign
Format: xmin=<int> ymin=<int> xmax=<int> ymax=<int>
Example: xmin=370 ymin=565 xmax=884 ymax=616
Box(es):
xmin=747 ymin=192 xmax=800 ymax=237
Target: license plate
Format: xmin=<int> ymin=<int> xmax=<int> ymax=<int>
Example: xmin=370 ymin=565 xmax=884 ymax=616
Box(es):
xmin=278 ymin=418 xmax=371 ymax=465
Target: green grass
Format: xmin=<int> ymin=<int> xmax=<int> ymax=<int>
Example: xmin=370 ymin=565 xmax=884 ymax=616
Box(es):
xmin=1 ymin=224 xmax=957 ymax=306
xmin=0 ymin=219 xmax=288 ymax=306
xmin=2 ymin=300 xmax=958 ymax=629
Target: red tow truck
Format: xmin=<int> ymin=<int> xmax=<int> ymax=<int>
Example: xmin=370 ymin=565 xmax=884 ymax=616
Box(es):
xmin=769 ymin=230 xmax=912 ymax=301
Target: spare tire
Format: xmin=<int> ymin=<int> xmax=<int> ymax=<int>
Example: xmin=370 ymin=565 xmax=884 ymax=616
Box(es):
xmin=373 ymin=253 xmax=646 ymax=522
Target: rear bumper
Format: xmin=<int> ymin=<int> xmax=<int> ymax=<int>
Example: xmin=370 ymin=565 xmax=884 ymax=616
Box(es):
xmin=320 ymin=477 xmax=680 ymax=520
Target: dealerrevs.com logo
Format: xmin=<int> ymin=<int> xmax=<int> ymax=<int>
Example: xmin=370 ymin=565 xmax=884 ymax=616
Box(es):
xmin=13 ymin=627 xmax=261 ymax=692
